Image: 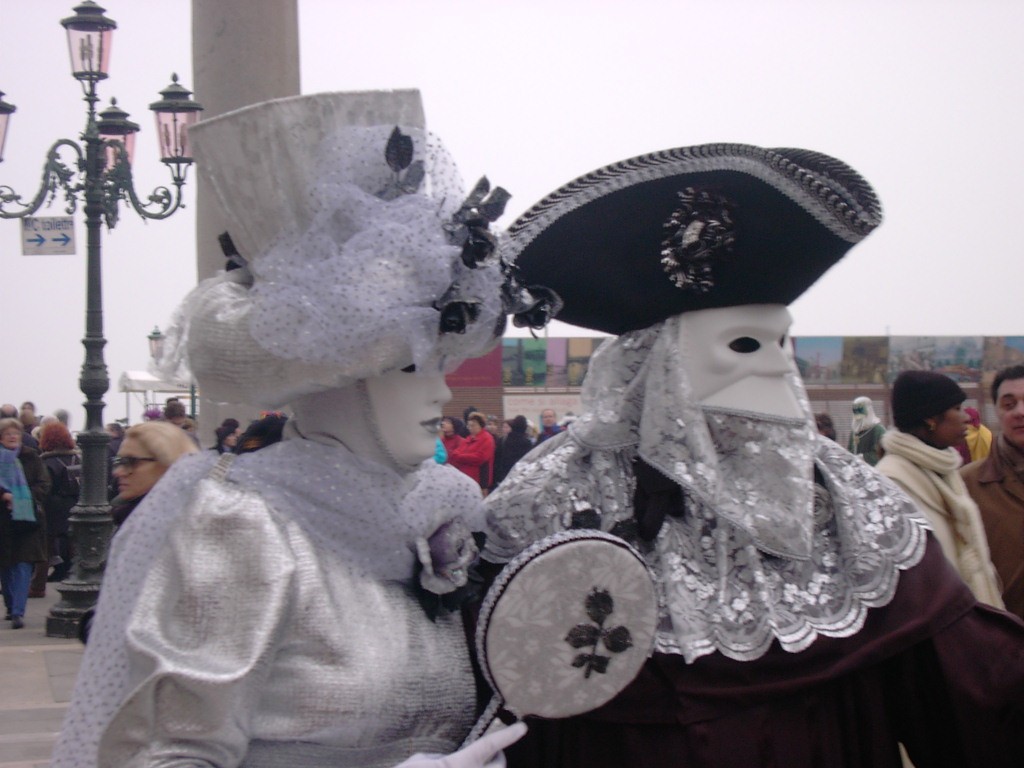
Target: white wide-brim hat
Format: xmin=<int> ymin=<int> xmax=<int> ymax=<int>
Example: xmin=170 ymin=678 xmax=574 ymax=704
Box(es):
xmin=156 ymin=90 xmax=513 ymax=407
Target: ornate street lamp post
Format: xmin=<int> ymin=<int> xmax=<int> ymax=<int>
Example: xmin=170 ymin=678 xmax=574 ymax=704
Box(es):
xmin=0 ymin=1 xmax=202 ymax=637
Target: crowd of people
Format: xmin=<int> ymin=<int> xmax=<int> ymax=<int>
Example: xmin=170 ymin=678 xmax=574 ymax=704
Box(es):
xmin=0 ymin=396 xmax=300 ymax=632
xmin=0 ymin=401 xmax=82 ymax=625
xmin=813 ymin=375 xmax=1024 ymax=622
xmin=438 ymin=407 xmax=573 ymax=495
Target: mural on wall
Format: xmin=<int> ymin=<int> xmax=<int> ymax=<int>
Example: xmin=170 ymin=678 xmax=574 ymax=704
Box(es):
xmin=794 ymin=337 xmax=842 ymax=382
xmin=546 ymin=338 xmax=569 ymax=387
xmin=932 ymin=337 xmax=983 ymax=382
xmin=567 ymin=338 xmax=600 ymax=386
xmin=887 ymin=336 xmax=982 ymax=382
xmin=888 ymin=336 xmax=939 ymax=378
xmin=983 ymin=337 xmax=1024 ymax=371
xmin=457 ymin=335 xmax=1000 ymax=395
xmin=502 ymin=338 xmax=548 ymax=387
xmin=841 ymin=337 xmax=889 ymax=384
xmin=980 ymin=337 xmax=1024 ymax=394
xmin=493 ymin=338 xmax=602 ymax=388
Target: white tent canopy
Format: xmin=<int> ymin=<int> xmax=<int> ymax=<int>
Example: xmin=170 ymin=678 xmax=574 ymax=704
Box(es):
xmin=118 ymin=370 xmax=190 ymax=394
xmin=117 ymin=370 xmax=193 ymax=424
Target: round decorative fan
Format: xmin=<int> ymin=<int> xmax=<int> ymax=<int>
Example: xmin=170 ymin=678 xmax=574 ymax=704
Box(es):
xmin=467 ymin=529 xmax=657 ymax=741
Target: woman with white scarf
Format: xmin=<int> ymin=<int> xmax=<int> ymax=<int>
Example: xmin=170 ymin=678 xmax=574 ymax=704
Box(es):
xmin=877 ymin=371 xmax=1004 ymax=607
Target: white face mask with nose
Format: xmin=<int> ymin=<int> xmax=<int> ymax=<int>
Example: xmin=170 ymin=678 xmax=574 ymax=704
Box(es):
xmin=676 ymin=303 xmax=804 ymax=420
xmin=292 ymin=366 xmax=452 ymax=471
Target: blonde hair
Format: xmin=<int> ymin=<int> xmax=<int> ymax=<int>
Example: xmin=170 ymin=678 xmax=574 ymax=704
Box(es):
xmin=122 ymin=422 xmax=199 ymax=467
xmin=0 ymin=417 xmax=22 ymax=436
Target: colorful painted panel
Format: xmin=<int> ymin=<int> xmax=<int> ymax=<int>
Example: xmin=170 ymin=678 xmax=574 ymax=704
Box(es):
xmin=546 ymin=338 xmax=569 ymax=387
xmin=983 ymin=336 xmax=1024 ymax=371
xmin=502 ymin=338 xmax=548 ymax=387
xmin=840 ymin=337 xmax=889 ymax=384
xmin=887 ymin=336 xmax=983 ymax=383
xmin=794 ymin=337 xmax=842 ymax=382
xmin=567 ymin=338 xmax=599 ymax=386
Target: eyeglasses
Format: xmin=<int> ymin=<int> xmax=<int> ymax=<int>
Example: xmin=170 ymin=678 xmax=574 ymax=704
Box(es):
xmin=112 ymin=456 xmax=158 ymax=470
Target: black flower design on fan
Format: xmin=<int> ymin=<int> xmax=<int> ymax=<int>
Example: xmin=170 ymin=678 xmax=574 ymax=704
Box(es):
xmin=565 ymin=588 xmax=633 ymax=678
xmin=660 ymin=187 xmax=736 ymax=292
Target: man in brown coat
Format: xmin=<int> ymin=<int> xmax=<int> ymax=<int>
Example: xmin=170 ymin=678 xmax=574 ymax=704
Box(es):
xmin=962 ymin=364 xmax=1024 ymax=619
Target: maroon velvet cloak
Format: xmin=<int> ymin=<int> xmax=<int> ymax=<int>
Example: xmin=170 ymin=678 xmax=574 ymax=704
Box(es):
xmin=504 ymin=537 xmax=1024 ymax=768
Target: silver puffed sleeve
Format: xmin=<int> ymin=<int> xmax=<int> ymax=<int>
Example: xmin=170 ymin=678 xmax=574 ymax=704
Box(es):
xmin=97 ymin=480 xmax=297 ymax=767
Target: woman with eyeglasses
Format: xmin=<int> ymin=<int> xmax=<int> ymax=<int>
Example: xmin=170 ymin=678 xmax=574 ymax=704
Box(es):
xmin=110 ymin=422 xmax=198 ymax=528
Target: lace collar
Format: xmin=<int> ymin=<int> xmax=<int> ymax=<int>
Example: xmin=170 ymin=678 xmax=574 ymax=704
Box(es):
xmin=485 ymin=321 xmax=930 ymax=662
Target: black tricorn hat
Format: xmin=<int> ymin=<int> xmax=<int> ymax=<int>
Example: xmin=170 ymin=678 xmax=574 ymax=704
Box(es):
xmin=505 ymin=144 xmax=882 ymax=335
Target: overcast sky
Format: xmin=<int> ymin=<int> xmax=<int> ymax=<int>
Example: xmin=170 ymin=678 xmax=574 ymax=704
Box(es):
xmin=2 ymin=0 xmax=1022 ymax=424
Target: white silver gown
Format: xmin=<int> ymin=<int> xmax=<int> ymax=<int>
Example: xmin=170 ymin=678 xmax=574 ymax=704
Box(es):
xmin=51 ymin=437 xmax=483 ymax=768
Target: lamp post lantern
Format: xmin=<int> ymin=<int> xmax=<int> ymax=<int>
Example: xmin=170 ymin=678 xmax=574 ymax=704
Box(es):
xmin=0 ymin=92 xmax=15 ymax=163
xmin=147 ymin=325 xmax=166 ymax=361
xmin=0 ymin=1 xmax=202 ymax=638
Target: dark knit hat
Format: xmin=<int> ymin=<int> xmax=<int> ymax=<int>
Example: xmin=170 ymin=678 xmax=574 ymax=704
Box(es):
xmin=891 ymin=371 xmax=966 ymax=431
xmin=510 ymin=415 xmax=528 ymax=433
xmin=505 ymin=144 xmax=882 ymax=335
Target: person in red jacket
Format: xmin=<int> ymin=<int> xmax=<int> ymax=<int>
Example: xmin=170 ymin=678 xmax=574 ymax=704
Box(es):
xmin=449 ymin=412 xmax=494 ymax=494
xmin=439 ymin=417 xmax=464 ymax=461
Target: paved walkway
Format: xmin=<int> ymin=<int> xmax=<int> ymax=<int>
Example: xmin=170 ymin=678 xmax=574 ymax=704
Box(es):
xmin=0 ymin=589 xmax=83 ymax=768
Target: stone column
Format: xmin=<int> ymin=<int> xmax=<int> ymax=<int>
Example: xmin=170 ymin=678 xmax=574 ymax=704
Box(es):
xmin=191 ymin=0 xmax=300 ymax=443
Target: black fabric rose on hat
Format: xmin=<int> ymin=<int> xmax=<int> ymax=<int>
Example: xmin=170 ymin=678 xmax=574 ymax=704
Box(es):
xmin=444 ymin=177 xmax=511 ymax=268
xmin=660 ymin=187 xmax=736 ymax=293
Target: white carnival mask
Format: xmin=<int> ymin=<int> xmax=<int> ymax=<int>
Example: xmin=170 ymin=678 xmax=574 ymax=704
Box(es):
xmin=291 ymin=367 xmax=451 ymax=471
xmin=676 ymin=303 xmax=803 ymax=419
xmin=366 ymin=367 xmax=452 ymax=468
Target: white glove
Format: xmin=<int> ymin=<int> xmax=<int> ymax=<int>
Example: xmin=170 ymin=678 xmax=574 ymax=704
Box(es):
xmin=395 ymin=722 xmax=528 ymax=768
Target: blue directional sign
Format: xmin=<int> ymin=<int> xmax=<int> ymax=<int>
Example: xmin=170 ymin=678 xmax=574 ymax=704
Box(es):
xmin=21 ymin=216 xmax=76 ymax=255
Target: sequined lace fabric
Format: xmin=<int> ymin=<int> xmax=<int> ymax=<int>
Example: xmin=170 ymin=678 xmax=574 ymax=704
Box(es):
xmin=484 ymin=320 xmax=929 ymax=663
xmin=51 ymin=437 xmax=483 ymax=768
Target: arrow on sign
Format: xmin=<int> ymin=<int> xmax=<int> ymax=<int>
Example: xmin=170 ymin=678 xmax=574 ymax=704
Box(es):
xmin=28 ymin=234 xmax=45 ymax=246
xmin=53 ymin=234 xmax=71 ymax=246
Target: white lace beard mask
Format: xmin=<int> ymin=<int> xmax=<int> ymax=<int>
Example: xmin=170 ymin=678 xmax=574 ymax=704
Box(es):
xmin=699 ymin=407 xmax=817 ymax=559
xmin=677 ymin=304 xmax=804 ymax=420
xmin=570 ymin=313 xmax=818 ymax=559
